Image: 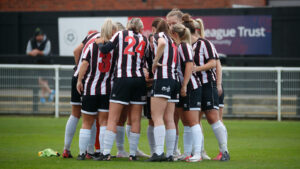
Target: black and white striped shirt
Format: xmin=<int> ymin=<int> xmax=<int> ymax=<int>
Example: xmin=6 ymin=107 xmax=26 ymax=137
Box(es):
xmin=193 ymin=38 xmax=218 ymax=84
xmin=100 ymin=30 xmax=149 ymax=78
xmin=81 ymin=42 xmax=114 ymax=96
xmin=153 ymin=32 xmax=178 ymax=80
xmin=178 ymin=42 xmax=201 ymax=90
xmin=74 ymin=32 xmax=100 ymax=77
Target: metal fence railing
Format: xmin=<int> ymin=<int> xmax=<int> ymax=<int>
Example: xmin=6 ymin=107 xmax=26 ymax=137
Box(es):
xmin=0 ymin=64 xmax=300 ymax=121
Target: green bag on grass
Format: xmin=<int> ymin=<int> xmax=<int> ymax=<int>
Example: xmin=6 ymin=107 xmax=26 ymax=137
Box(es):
xmin=38 ymin=148 xmax=60 ymax=157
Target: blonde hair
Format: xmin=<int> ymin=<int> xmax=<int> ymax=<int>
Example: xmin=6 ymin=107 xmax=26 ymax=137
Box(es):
xmin=127 ymin=18 xmax=144 ymax=33
xmin=171 ymin=23 xmax=191 ymax=45
xmin=101 ymin=19 xmax=117 ymax=41
xmin=115 ymin=22 xmax=125 ymax=31
xmin=194 ymin=18 xmax=205 ymax=38
xmin=166 ymin=8 xmax=183 ymax=21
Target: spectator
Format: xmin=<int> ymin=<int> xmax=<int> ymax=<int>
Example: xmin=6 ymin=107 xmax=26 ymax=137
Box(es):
xmin=26 ymin=27 xmax=51 ymax=57
xmin=26 ymin=27 xmax=54 ymax=103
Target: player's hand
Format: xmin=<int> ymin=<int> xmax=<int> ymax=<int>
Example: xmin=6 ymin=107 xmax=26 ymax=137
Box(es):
xmin=94 ymin=37 xmax=104 ymax=44
xmin=143 ymin=68 xmax=149 ymax=79
xmin=217 ymin=84 xmax=223 ymax=96
xmin=192 ymin=65 xmax=199 ymax=73
xmin=76 ymin=81 xmax=83 ymax=95
xmin=152 ymin=62 xmax=163 ymax=74
xmin=180 ymin=85 xmax=187 ymax=97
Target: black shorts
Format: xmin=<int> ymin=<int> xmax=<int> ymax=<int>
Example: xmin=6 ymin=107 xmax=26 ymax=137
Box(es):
xmin=201 ymin=81 xmax=219 ymax=111
xmin=182 ymin=87 xmax=202 ymax=111
xmin=70 ymin=76 xmax=82 ymax=105
xmin=219 ymin=85 xmax=224 ymax=108
xmin=143 ymin=87 xmax=152 ymax=119
xmin=81 ymin=95 xmax=110 ymax=115
xmin=110 ymin=77 xmax=146 ymax=105
xmin=151 ymin=79 xmax=180 ymax=102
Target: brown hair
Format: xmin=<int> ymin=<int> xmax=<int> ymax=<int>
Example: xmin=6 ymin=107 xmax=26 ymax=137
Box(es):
xmin=194 ymin=18 xmax=205 ymax=38
xmin=182 ymin=13 xmax=196 ymax=34
xmin=166 ymin=8 xmax=183 ymax=21
xmin=152 ymin=17 xmax=163 ymax=28
xmin=127 ymin=18 xmax=144 ymax=33
xmin=171 ymin=23 xmax=191 ymax=45
xmin=115 ymin=22 xmax=125 ymax=31
xmin=156 ymin=19 xmax=171 ymax=36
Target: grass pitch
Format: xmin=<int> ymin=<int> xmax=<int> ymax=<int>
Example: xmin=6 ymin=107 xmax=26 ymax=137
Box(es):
xmin=0 ymin=116 xmax=300 ymax=169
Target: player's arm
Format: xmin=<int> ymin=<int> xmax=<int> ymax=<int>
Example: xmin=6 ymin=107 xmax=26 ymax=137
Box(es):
xmin=76 ymin=46 xmax=90 ymax=94
xmin=180 ymin=44 xmax=194 ymax=97
xmin=193 ymin=40 xmax=216 ymax=72
xmin=216 ymin=59 xmax=223 ymax=96
xmin=73 ymin=43 xmax=84 ymax=65
xmin=76 ymin=60 xmax=89 ymax=94
xmin=97 ymin=31 xmax=120 ymax=54
xmin=152 ymin=37 xmax=165 ymax=74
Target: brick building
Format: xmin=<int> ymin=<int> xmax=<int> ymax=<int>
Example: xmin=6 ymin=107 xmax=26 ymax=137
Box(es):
xmin=0 ymin=0 xmax=266 ymax=12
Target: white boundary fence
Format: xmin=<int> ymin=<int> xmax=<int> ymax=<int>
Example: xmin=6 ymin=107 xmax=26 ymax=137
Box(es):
xmin=0 ymin=64 xmax=300 ymax=121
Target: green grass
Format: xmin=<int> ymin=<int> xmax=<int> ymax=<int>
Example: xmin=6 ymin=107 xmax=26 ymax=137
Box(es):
xmin=0 ymin=116 xmax=300 ymax=169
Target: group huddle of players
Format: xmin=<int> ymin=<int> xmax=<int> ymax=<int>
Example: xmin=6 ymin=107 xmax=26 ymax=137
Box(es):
xmin=62 ymin=8 xmax=230 ymax=162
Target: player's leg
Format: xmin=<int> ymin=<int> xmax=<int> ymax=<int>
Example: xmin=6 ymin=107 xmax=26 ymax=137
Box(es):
xmin=144 ymin=92 xmax=155 ymax=156
xmin=102 ymin=78 xmax=130 ymax=160
xmin=77 ymin=95 xmax=97 ymax=160
xmin=173 ymin=109 xmax=181 ymax=157
xmin=128 ymin=104 xmax=143 ymax=160
xmin=146 ymin=96 xmax=168 ymax=162
xmin=199 ymin=111 xmax=211 ymax=160
xmin=94 ymin=118 xmax=100 ymax=154
xmin=203 ymin=82 xmax=229 ymax=161
xmin=86 ymin=119 xmax=96 ymax=159
xmin=63 ymin=76 xmax=82 ymax=158
xmin=178 ymin=106 xmax=193 ymax=160
xmin=163 ymin=102 xmax=176 ymax=161
xmin=181 ymin=87 xmax=203 ymax=162
xmin=116 ymin=106 xmax=129 ymax=158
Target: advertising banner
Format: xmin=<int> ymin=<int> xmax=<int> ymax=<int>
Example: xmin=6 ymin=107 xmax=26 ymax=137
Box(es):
xmin=58 ymin=17 xmax=128 ymax=56
xmin=58 ymin=15 xmax=271 ymax=56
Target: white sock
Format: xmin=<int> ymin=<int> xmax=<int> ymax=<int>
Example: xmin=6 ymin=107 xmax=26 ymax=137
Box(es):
xmin=103 ymin=130 xmax=116 ymax=155
xmin=201 ymin=134 xmax=205 ymax=153
xmin=183 ymin=126 xmax=192 ymax=156
xmin=79 ymin=129 xmax=91 ymax=155
xmin=126 ymin=125 xmax=131 ymax=139
xmin=147 ymin=125 xmax=155 ymax=155
xmin=99 ymin=126 xmax=106 ymax=153
xmin=129 ymin=132 xmax=140 ymax=156
xmin=174 ymin=134 xmax=179 ymax=154
xmin=64 ymin=115 xmax=79 ymax=150
xmin=191 ymin=124 xmax=203 ymax=155
xmin=87 ymin=120 xmax=96 ymax=154
xmin=116 ymin=126 xmax=125 ymax=152
xmin=154 ymin=125 xmax=165 ymax=155
xmin=211 ymin=120 xmax=228 ymax=153
xmin=166 ymin=129 xmax=176 ymax=157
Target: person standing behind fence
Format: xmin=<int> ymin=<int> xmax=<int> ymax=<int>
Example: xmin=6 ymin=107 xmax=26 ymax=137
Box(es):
xmin=26 ymin=28 xmax=54 ymax=103
xmin=26 ymin=27 xmax=51 ymax=57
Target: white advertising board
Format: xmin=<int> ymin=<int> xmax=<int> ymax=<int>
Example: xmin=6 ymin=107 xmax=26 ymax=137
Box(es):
xmin=58 ymin=17 xmax=128 ymax=56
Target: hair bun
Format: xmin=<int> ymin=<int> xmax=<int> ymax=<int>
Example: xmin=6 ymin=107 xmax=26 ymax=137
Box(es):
xmin=182 ymin=13 xmax=191 ymax=23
